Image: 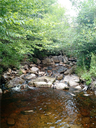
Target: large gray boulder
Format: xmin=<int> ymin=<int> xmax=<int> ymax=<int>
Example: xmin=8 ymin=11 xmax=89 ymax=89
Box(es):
xmin=6 ymin=77 xmax=25 ymax=88
xmin=28 ymin=76 xmax=56 ymax=88
xmin=54 ymin=82 xmax=69 ymax=90
xmin=63 ymin=75 xmax=79 ymax=87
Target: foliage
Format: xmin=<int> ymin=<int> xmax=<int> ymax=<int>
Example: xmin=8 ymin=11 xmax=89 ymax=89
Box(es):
xmin=76 ymin=53 xmax=96 ymax=85
xmin=70 ymin=0 xmax=96 ymax=69
xmin=0 ymin=0 xmax=69 ymax=73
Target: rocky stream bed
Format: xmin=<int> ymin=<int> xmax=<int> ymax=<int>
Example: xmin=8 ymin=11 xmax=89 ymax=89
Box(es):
xmin=0 ymin=55 xmax=96 ymax=128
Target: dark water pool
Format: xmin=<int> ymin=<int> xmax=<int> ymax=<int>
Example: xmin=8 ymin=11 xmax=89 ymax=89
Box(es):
xmin=0 ymin=88 xmax=96 ymax=128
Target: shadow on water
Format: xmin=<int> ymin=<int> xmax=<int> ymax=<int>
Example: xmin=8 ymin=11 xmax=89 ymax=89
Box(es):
xmin=0 ymin=88 xmax=96 ymax=128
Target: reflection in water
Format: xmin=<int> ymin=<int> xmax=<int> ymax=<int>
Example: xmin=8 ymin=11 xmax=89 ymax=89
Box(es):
xmin=1 ymin=88 xmax=96 ymax=128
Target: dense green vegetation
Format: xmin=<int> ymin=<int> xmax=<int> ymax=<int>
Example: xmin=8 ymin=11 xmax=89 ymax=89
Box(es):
xmin=0 ymin=0 xmax=69 ymax=73
xmin=0 ymin=0 xmax=96 ymax=86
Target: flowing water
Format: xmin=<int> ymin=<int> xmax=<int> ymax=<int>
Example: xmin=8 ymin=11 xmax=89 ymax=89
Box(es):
xmin=0 ymin=88 xmax=96 ymax=128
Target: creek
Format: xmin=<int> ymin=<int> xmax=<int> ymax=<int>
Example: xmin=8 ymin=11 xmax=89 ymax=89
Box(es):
xmin=0 ymin=88 xmax=96 ymax=128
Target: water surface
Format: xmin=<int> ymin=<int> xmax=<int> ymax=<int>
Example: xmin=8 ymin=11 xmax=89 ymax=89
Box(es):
xmin=0 ymin=88 xmax=96 ymax=128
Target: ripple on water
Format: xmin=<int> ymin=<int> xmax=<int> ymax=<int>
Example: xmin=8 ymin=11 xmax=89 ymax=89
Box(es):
xmin=1 ymin=88 xmax=96 ymax=128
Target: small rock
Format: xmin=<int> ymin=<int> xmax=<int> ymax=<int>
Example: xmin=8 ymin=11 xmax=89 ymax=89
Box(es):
xmin=2 ymin=73 xmax=10 ymax=79
xmin=21 ymin=110 xmax=34 ymax=115
xmin=35 ymin=58 xmax=41 ymax=64
xmin=58 ymin=55 xmax=63 ymax=62
xmin=83 ymin=93 xmax=90 ymax=96
xmin=8 ymin=68 xmax=12 ymax=73
xmin=52 ymin=56 xmax=59 ymax=63
xmin=20 ymin=69 xmax=27 ymax=74
xmin=38 ymin=71 xmax=45 ymax=76
xmin=24 ymin=74 xmax=36 ymax=80
xmin=62 ymin=55 xmax=68 ymax=63
xmin=57 ymin=74 xmax=63 ymax=80
xmin=55 ymin=82 xmax=69 ymax=90
xmin=7 ymin=118 xmax=15 ymax=126
xmin=30 ymin=67 xmax=39 ymax=74
xmin=42 ymin=57 xmax=53 ymax=65
xmin=64 ymin=65 xmax=76 ymax=75
xmin=75 ymin=85 xmax=81 ymax=90
xmin=20 ymin=84 xmax=28 ymax=89
xmin=0 ymin=88 xmax=2 ymax=93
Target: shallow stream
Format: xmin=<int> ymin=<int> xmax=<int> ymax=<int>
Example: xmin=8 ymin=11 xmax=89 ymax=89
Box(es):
xmin=0 ymin=88 xmax=96 ymax=128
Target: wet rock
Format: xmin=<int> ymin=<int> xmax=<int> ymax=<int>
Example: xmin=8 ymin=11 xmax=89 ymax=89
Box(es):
xmin=20 ymin=69 xmax=27 ymax=74
xmin=82 ymin=117 xmax=90 ymax=123
xmin=6 ymin=77 xmax=24 ymax=88
xmin=7 ymin=118 xmax=15 ymax=126
xmin=58 ymin=55 xmax=63 ymax=62
xmin=57 ymin=65 xmax=67 ymax=73
xmin=42 ymin=57 xmax=53 ymax=65
xmin=52 ymin=56 xmax=59 ymax=63
xmin=62 ymin=55 xmax=68 ymax=63
xmin=30 ymin=67 xmax=39 ymax=74
xmin=33 ymin=58 xmax=41 ymax=64
xmin=38 ymin=71 xmax=46 ymax=76
xmin=56 ymin=74 xmax=63 ymax=80
xmin=83 ymin=93 xmax=90 ymax=96
xmin=20 ymin=84 xmax=28 ymax=89
xmin=82 ymin=85 xmax=88 ymax=91
xmin=28 ymin=76 xmax=56 ymax=87
xmin=0 ymin=88 xmax=2 ymax=93
xmin=63 ymin=75 xmax=79 ymax=87
xmin=24 ymin=74 xmax=36 ymax=80
xmin=55 ymin=82 xmax=69 ymax=90
xmin=90 ymin=81 xmax=96 ymax=90
xmin=75 ymin=85 xmax=82 ymax=90
xmin=11 ymin=84 xmax=21 ymax=92
xmin=64 ymin=65 xmax=76 ymax=75
xmin=21 ymin=110 xmax=34 ymax=115
xmin=2 ymin=73 xmax=10 ymax=80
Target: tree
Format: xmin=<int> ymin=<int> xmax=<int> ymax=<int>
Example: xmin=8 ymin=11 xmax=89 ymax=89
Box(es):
xmin=0 ymin=0 xmax=69 ymax=74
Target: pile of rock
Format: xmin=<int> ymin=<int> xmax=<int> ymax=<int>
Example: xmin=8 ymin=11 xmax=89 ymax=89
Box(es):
xmin=0 ymin=55 xmax=86 ymax=93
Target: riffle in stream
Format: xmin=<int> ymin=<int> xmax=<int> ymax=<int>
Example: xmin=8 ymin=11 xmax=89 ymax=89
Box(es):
xmin=0 ymin=88 xmax=96 ymax=128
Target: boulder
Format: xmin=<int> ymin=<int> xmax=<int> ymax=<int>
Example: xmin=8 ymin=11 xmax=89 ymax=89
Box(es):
xmin=38 ymin=71 xmax=46 ymax=76
xmin=42 ymin=57 xmax=53 ymax=65
xmin=6 ymin=77 xmax=24 ymax=88
xmin=24 ymin=74 xmax=36 ymax=80
xmin=63 ymin=75 xmax=79 ymax=87
xmin=28 ymin=76 xmax=56 ymax=88
xmin=52 ymin=56 xmax=59 ymax=63
xmin=55 ymin=82 xmax=69 ymax=90
xmin=75 ymin=85 xmax=82 ymax=90
xmin=33 ymin=58 xmax=41 ymax=64
xmin=58 ymin=55 xmax=63 ymax=62
xmin=64 ymin=65 xmax=76 ymax=75
xmin=30 ymin=67 xmax=39 ymax=74
xmin=90 ymin=81 xmax=96 ymax=90
xmin=62 ymin=55 xmax=68 ymax=63
xmin=7 ymin=118 xmax=15 ymax=126
xmin=0 ymin=88 xmax=2 ymax=93
xmin=56 ymin=74 xmax=63 ymax=80
xmin=2 ymin=73 xmax=10 ymax=80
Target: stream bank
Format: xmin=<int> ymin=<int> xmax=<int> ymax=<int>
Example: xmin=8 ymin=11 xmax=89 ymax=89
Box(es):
xmin=0 ymin=55 xmax=96 ymax=128
xmin=0 ymin=55 xmax=96 ymax=95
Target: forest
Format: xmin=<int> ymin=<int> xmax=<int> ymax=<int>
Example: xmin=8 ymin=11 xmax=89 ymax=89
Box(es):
xmin=0 ymin=0 xmax=96 ymax=86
